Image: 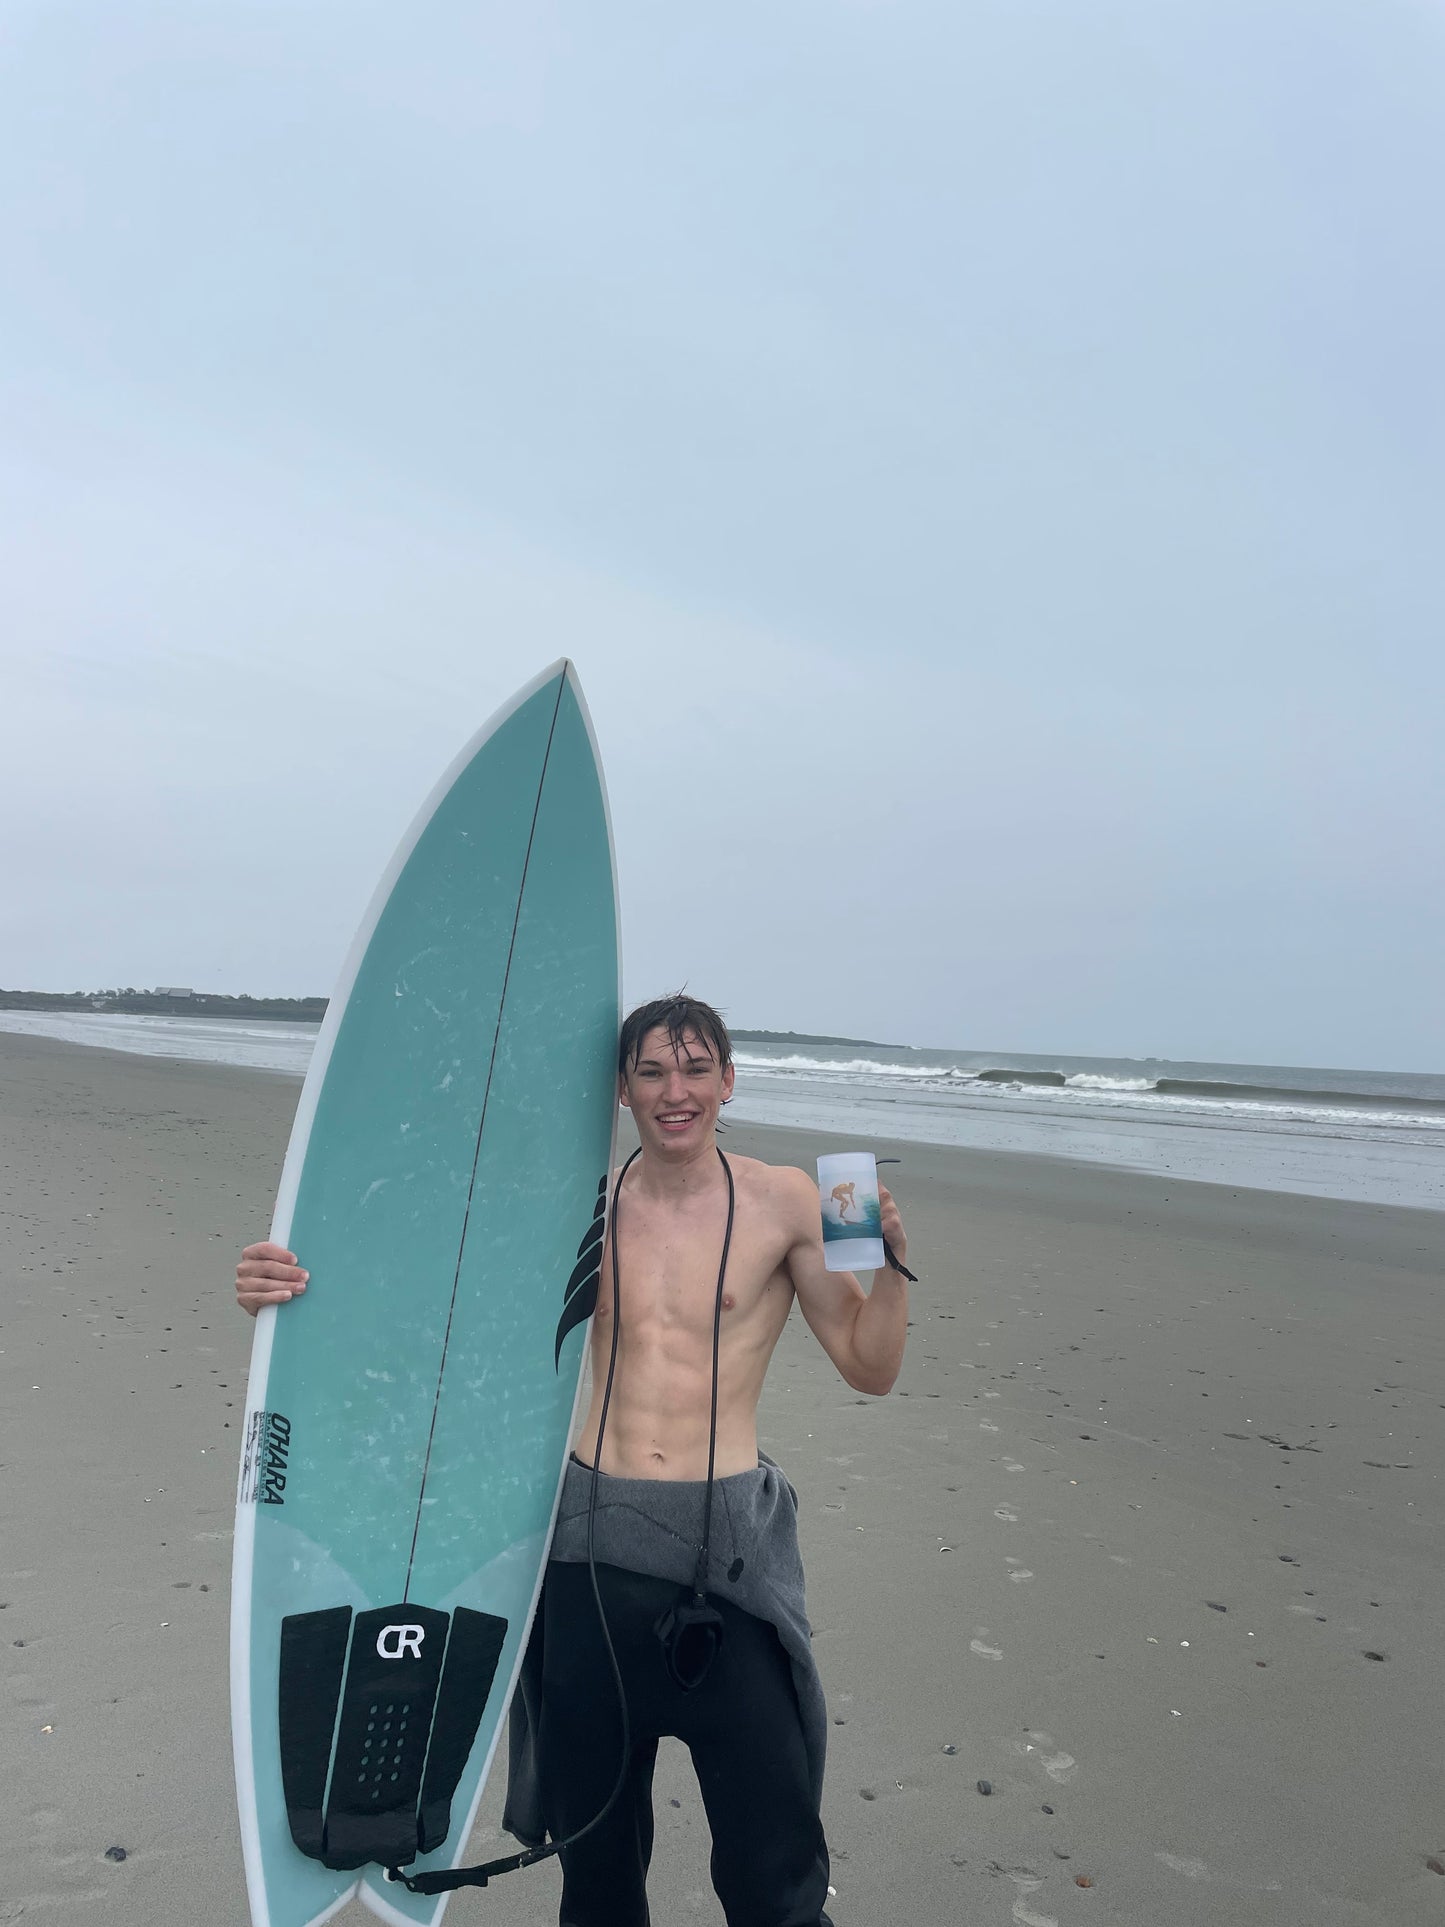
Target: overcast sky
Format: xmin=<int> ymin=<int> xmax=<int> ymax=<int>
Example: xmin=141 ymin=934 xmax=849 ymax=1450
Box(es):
xmin=3 ymin=0 xmax=1442 ymax=1070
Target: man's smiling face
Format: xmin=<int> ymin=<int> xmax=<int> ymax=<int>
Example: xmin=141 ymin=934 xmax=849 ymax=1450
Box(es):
xmin=619 ymin=1023 xmax=735 ymax=1156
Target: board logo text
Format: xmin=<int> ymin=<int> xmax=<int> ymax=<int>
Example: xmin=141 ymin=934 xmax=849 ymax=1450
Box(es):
xmin=240 ymin=1409 xmax=292 ymax=1505
xmin=376 ymin=1622 xmax=426 ymax=1659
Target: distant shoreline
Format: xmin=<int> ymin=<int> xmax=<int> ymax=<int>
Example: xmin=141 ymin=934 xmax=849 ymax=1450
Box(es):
xmin=0 ymin=989 xmax=327 ymax=1022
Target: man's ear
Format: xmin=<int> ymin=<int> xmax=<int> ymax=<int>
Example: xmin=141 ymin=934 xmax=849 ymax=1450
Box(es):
xmin=618 ymin=1074 xmax=632 ymax=1111
xmin=721 ymin=1062 xmax=736 ymax=1101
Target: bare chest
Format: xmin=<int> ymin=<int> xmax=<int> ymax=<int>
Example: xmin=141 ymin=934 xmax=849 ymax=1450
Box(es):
xmin=602 ymin=1195 xmax=790 ymax=1344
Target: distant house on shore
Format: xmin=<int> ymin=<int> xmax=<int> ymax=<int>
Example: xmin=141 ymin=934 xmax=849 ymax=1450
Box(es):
xmin=155 ymin=986 xmax=196 ymax=998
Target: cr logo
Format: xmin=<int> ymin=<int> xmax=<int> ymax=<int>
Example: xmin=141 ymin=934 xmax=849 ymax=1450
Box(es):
xmin=376 ymin=1623 xmax=426 ymax=1660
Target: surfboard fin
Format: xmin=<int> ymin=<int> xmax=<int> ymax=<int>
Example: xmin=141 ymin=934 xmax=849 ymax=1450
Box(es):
xmin=278 ymin=1602 xmax=507 ymax=1872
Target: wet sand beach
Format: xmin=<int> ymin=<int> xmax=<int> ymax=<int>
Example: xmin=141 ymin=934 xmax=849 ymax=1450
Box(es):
xmin=2 ymin=1030 xmax=1442 ymax=1924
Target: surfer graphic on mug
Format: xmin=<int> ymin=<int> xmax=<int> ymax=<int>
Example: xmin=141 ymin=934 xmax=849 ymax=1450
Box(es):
xmin=235 ymin=992 xmax=911 ymax=1927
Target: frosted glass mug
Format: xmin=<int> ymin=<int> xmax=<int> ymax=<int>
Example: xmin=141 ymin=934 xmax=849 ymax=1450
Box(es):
xmin=816 ymin=1152 xmax=885 ymax=1273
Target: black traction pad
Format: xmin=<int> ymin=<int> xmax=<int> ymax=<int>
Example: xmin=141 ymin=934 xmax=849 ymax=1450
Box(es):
xmin=279 ymin=1600 xmax=508 ymax=1871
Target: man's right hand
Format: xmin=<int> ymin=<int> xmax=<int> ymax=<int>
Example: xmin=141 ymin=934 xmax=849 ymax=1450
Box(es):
xmin=236 ymin=1242 xmax=309 ymax=1317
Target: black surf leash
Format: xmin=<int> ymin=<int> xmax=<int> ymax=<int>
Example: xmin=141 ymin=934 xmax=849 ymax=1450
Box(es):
xmin=388 ymin=1146 xmax=737 ymax=1895
xmin=875 ymin=1159 xmax=918 ymax=1281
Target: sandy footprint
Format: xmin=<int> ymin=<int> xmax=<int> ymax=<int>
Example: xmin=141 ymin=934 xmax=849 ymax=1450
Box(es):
xmin=1156 ymin=1852 xmax=1209 ymax=1880
xmin=979 ymin=1421 xmax=1000 ymax=1433
xmin=1017 ymin=1731 xmax=1077 ymax=1782
xmin=1009 ymin=1873 xmax=1058 ymax=1927
xmin=1004 ymin=1460 xmax=1026 ymax=1472
xmin=970 ymin=1637 xmax=1003 ymax=1660
xmin=994 ymin=1505 xmax=1018 ymax=1522
xmin=11 ymin=1882 xmax=109 ymax=1908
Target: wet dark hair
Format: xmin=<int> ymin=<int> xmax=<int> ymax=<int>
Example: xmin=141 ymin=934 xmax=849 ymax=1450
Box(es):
xmin=618 ymin=992 xmax=733 ymax=1078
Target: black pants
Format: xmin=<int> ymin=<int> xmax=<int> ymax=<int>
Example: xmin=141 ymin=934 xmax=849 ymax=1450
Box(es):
xmin=538 ymin=1561 xmax=833 ymax=1927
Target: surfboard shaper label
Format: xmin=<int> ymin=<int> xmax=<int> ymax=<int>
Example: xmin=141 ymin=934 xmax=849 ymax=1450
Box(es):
xmin=240 ymin=1409 xmax=292 ymax=1505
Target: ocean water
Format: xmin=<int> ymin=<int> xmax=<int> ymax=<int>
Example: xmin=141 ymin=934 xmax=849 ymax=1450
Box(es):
xmin=2 ymin=1010 xmax=1440 ymax=1212
xmin=0 ymin=1009 xmax=319 ymax=1076
xmin=724 ymin=1042 xmax=1445 ymax=1213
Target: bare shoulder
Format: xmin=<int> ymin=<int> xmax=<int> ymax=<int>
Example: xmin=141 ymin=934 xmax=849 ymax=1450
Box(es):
xmin=725 ymin=1153 xmax=816 ymax=1232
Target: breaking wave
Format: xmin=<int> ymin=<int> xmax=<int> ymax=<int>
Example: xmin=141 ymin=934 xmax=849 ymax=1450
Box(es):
xmin=1153 ymin=1078 xmax=1445 ymax=1115
xmin=731 ymin=1050 xmax=1445 ymax=1126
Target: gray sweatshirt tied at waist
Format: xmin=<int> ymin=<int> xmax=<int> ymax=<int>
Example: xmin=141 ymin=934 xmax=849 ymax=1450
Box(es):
xmin=503 ymin=1453 xmax=828 ymax=1847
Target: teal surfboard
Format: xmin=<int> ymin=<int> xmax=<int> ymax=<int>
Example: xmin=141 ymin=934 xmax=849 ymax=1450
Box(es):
xmin=231 ymin=663 xmax=619 ymax=1927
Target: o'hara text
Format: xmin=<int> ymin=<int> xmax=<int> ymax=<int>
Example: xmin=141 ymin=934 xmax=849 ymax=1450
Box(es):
xmin=240 ymin=1409 xmax=292 ymax=1506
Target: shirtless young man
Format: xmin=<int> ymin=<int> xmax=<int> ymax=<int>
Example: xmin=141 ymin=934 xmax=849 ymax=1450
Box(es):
xmin=235 ymin=992 xmax=910 ymax=1927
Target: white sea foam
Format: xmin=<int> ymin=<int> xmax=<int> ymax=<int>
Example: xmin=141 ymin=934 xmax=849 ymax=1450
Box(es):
xmin=0 ymin=1009 xmax=318 ymax=1074
xmin=1065 ymin=1072 xmax=1157 ymax=1092
xmin=732 ymin=1051 xmax=955 ymax=1080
